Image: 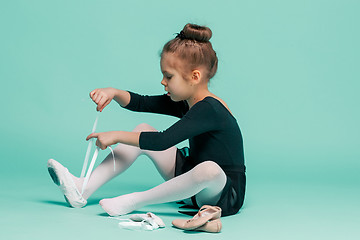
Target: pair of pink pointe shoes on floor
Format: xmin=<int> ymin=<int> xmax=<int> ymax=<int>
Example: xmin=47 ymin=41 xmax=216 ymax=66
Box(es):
xmin=172 ymin=205 xmax=222 ymax=233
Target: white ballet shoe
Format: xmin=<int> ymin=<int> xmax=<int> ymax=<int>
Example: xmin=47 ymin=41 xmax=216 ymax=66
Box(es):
xmin=110 ymin=212 xmax=164 ymax=231
xmin=47 ymin=159 xmax=87 ymax=208
xmin=130 ymin=212 xmax=165 ymax=228
xmin=117 ymin=220 xmax=156 ymax=231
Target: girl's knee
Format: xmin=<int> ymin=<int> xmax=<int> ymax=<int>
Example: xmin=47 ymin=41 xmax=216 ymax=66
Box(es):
xmin=192 ymin=161 xmax=225 ymax=183
xmin=132 ymin=123 xmax=157 ymax=132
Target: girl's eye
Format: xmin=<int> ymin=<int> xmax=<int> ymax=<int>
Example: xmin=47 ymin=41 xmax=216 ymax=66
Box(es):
xmin=166 ymin=76 xmax=172 ymax=80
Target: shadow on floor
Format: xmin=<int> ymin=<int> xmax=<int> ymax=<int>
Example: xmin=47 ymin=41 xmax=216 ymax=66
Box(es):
xmin=39 ymin=200 xmax=68 ymax=207
xmin=38 ymin=197 xmax=104 ymax=206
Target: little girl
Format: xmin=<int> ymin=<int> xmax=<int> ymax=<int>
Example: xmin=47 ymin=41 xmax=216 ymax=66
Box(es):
xmin=47 ymin=23 xmax=246 ymax=217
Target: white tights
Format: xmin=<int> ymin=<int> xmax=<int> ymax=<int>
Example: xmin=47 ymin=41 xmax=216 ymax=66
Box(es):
xmin=73 ymin=123 xmax=227 ymax=216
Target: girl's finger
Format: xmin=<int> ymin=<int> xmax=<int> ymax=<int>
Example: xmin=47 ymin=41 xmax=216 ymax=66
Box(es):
xmin=95 ymin=94 xmax=103 ymax=104
xmin=100 ymin=99 xmax=111 ymax=112
xmin=96 ymin=139 xmax=106 ymax=150
xmin=90 ymin=89 xmax=98 ymax=99
xmin=86 ymin=133 xmax=98 ymax=141
xmin=97 ymin=97 xmax=108 ymax=111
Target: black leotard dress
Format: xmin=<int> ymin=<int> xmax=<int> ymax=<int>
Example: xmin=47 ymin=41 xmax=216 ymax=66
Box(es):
xmin=124 ymin=91 xmax=246 ymax=216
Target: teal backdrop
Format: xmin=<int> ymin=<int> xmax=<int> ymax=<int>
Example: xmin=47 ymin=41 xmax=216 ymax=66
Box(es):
xmin=0 ymin=1 xmax=359 ymax=239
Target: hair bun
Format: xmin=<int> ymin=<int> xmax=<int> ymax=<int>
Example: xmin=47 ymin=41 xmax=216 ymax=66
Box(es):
xmin=181 ymin=23 xmax=212 ymax=42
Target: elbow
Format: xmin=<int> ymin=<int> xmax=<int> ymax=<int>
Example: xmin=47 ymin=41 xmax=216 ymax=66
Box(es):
xmin=148 ymin=137 xmax=173 ymax=151
xmin=139 ymin=132 xmax=174 ymax=151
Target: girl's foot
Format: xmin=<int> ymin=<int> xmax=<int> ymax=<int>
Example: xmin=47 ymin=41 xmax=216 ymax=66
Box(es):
xmin=70 ymin=175 xmax=84 ymax=197
xmin=99 ymin=193 xmax=139 ymax=216
xmin=47 ymin=159 xmax=87 ymax=208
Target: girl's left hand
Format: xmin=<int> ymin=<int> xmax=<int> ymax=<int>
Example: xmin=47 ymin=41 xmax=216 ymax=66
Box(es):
xmin=86 ymin=131 xmax=119 ymax=150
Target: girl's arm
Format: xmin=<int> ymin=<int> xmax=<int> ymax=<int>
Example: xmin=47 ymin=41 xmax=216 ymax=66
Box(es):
xmin=86 ymin=131 xmax=140 ymax=150
xmin=123 ymin=91 xmax=189 ymax=118
xmin=138 ymin=100 xmax=219 ymax=151
xmin=91 ymin=88 xmax=188 ymax=117
xmin=112 ymin=88 xmax=131 ymax=107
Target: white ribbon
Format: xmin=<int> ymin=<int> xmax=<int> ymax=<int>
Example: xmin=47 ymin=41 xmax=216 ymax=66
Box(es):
xmin=80 ymin=112 xmax=99 ymax=178
xmin=81 ymin=112 xmax=116 ymax=195
xmin=108 ymin=212 xmax=165 ymax=231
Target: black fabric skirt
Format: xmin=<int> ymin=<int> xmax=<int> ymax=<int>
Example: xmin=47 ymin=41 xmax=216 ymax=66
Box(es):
xmin=174 ymin=147 xmax=246 ymax=217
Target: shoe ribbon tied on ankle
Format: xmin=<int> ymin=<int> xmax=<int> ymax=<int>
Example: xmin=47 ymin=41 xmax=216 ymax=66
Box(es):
xmin=80 ymin=112 xmax=116 ymax=194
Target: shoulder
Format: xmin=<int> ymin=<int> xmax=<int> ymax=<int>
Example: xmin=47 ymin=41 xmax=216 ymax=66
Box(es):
xmin=204 ymin=95 xmax=233 ymax=116
xmin=183 ymin=99 xmax=217 ymax=120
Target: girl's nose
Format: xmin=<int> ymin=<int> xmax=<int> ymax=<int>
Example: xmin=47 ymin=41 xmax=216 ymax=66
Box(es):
xmin=161 ymin=78 xmax=166 ymax=86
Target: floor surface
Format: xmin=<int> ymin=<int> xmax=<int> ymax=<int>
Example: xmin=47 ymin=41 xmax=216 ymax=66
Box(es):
xmin=1 ymin=158 xmax=359 ymax=240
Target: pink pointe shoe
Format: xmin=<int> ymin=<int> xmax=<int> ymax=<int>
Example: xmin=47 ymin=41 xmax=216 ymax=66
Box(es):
xmin=47 ymin=159 xmax=87 ymax=208
xmin=172 ymin=205 xmax=222 ymax=231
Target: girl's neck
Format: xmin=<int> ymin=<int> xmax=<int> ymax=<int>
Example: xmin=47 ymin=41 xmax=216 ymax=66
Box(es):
xmin=186 ymin=88 xmax=213 ymax=108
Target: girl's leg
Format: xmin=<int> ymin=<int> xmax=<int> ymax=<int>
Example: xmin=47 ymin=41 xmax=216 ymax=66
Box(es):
xmin=100 ymin=160 xmax=227 ymax=216
xmin=71 ymin=123 xmax=177 ymax=200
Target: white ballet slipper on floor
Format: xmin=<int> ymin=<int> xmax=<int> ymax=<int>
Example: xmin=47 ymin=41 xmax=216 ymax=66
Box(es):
xmin=47 ymin=159 xmax=87 ymax=208
xmin=118 ymin=220 xmax=156 ymax=231
xmin=130 ymin=212 xmax=165 ymax=228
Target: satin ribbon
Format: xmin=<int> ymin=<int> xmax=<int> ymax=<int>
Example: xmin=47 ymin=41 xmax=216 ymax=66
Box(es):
xmin=108 ymin=212 xmax=165 ymax=231
xmin=80 ymin=112 xmax=116 ymax=194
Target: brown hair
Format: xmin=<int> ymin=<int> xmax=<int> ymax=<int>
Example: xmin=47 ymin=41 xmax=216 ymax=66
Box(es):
xmin=161 ymin=23 xmax=218 ymax=81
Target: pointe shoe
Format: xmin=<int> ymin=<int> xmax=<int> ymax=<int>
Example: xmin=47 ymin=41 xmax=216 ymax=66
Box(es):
xmin=47 ymin=159 xmax=87 ymax=208
xmin=195 ymin=218 xmax=222 ymax=233
xmin=172 ymin=205 xmax=221 ymax=230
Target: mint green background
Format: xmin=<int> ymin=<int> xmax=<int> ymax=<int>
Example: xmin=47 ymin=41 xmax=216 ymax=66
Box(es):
xmin=1 ymin=0 xmax=359 ymax=239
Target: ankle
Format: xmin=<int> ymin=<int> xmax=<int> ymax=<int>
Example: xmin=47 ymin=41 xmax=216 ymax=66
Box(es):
xmin=71 ymin=176 xmax=84 ymax=194
xmin=131 ymin=192 xmax=145 ymax=209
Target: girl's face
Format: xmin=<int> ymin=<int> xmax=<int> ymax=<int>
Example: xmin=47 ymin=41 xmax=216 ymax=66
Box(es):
xmin=160 ymin=53 xmax=193 ymax=102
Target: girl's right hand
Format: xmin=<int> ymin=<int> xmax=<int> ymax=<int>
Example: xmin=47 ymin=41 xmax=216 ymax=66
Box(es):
xmin=89 ymin=87 xmax=115 ymax=112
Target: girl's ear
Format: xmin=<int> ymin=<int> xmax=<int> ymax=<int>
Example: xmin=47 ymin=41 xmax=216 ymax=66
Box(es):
xmin=191 ymin=70 xmax=201 ymax=84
